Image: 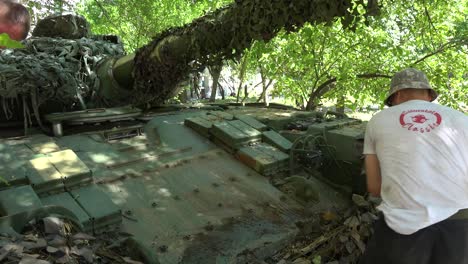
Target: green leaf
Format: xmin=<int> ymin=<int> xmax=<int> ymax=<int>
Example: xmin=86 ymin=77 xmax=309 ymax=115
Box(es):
xmin=0 ymin=33 xmax=25 ymax=48
xmin=312 ymin=255 xmax=321 ymax=264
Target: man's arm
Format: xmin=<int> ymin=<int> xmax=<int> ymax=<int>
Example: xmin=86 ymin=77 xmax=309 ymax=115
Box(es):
xmin=365 ymin=154 xmax=382 ymax=197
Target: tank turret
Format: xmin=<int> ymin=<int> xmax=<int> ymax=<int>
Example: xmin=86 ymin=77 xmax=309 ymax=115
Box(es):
xmin=1 ymin=0 xmax=376 ymax=126
xmin=0 ymin=14 xmax=127 ymax=126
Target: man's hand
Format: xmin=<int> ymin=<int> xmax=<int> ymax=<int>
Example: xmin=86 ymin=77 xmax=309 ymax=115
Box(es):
xmin=365 ymin=154 xmax=382 ymax=197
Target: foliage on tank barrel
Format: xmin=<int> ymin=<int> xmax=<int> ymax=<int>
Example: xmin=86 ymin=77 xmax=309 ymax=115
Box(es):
xmin=0 ymin=37 xmax=125 ymax=123
xmin=133 ymin=0 xmax=379 ymax=106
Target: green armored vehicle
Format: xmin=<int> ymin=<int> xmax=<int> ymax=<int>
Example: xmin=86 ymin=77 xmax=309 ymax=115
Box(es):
xmin=0 ymin=2 xmax=377 ymax=263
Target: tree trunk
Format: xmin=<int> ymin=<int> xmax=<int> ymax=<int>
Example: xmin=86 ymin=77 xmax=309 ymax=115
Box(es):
xmin=236 ymin=55 xmax=248 ymax=103
xmin=193 ymin=73 xmax=200 ymax=99
xmin=219 ymin=84 xmax=225 ymax=100
xmin=241 ymin=85 xmax=249 ymax=103
xmin=256 ymin=65 xmax=273 ymax=105
xmin=178 ymin=88 xmax=188 ymax=103
xmin=336 ymin=95 xmax=345 ymax=114
xmin=256 ymin=66 xmax=267 ymax=103
xmin=209 ymin=62 xmax=222 ymax=102
xmin=305 ymin=77 xmax=337 ymax=110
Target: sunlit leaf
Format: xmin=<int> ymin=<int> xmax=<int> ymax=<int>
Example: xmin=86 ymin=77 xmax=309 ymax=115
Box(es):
xmin=0 ymin=33 xmax=24 ymax=48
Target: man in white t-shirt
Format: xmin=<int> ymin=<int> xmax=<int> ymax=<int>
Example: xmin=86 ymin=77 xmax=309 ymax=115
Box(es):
xmin=359 ymin=68 xmax=468 ymax=264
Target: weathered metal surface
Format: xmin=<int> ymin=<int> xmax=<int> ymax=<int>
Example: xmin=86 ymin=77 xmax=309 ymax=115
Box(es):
xmin=27 ymin=149 xmax=93 ymax=195
xmin=223 ymin=106 xmax=367 ymax=193
xmin=45 ymin=106 xmax=142 ymax=124
xmin=60 ymin=112 xmax=306 ymax=262
xmin=47 ymin=149 xmax=93 ymax=189
xmin=86 ymin=113 xmax=306 ymax=263
xmin=0 ymin=141 xmax=38 ymax=189
xmin=235 ymin=114 xmax=269 ymax=131
xmin=184 ymin=117 xmax=214 ymax=138
xmin=40 ymin=192 xmax=93 ymax=232
xmin=229 ymin=120 xmax=262 ymax=138
xmin=226 ymin=107 xmax=320 ymax=132
xmin=0 ymin=205 xmax=83 ymax=235
xmin=262 ymin=130 xmax=293 ymax=153
xmin=70 ymin=184 xmax=122 ymax=233
xmin=237 ymin=143 xmax=289 ymax=176
xmin=26 ymin=140 xmax=61 ymax=154
xmin=0 ymin=186 xmax=42 ymax=215
xmin=305 ymin=119 xmax=366 ymax=193
xmin=211 ymin=121 xmax=261 ymax=150
xmin=28 ymin=156 xmax=65 ymax=195
xmin=0 ymin=107 xmax=358 ymax=263
xmin=208 ymin=111 xmax=234 ymax=120
xmin=306 ymin=118 xmax=361 ymax=136
xmin=326 ymin=123 xmax=366 ymax=163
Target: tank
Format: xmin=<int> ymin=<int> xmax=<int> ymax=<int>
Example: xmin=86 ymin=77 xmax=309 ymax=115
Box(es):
xmin=0 ymin=4 xmax=379 ymax=263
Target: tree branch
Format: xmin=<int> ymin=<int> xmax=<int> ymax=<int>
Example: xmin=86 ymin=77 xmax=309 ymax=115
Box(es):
xmin=356 ymin=73 xmax=392 ymax=79
xmin=411 ymin=39 xmax=465 ymax=66
xmin=423 ymin=1 xmax=437 ymax=32
xmin=93 ymin=0 xmax=124 ymax=33
xmin=306 ymin=72 xmax=393 ymax=110
xmin=310 ymin=77 xmax=338 ymax=101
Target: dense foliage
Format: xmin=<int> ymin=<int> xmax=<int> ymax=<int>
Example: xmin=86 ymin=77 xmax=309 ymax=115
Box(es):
xmin=80 ymin=0 xmax=232 ymax=52
xmin=23 ymin=0 xmax=467 ymax=111
xmin=242 ymin=0 xmax=467 ymax=110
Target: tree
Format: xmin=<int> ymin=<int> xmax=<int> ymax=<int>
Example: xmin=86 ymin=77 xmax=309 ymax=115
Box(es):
xmin=15 ymin=1 xmax=468 ymax=111
xmin=80 ymin=0 xmax=232 ymax=52
xmin=21 ymin=0 xmax=80 ymax=26
xmin=251 ymin=0 xmax=467 ymax=110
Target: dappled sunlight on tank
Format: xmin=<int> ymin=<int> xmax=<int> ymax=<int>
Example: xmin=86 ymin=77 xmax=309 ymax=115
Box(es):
xmin=99 ymin=183 xmax=130 ymax=205
xmin=30 ymin=159 xmax=48 ymax=171
xmin=207 ymin=171 xmax=226 ymax=181
xmin=157 ymin=188 xmax=172 ymax=198
xmin=16 ymin=193 xmax=38 ymax=208
xmin=88 ymin=152 xmax=114 ymax=163
xmin=0 ymin=152 xmax=11 ymax=161
xmin=154 ymin=206 xmax=168 ymax=212
xmin=274 ymin=112 xmax=294 ymax=117
xmin=225 ymin=184 xmax=249 ymax=198
xmin=0 ymin=186 xmax=42 ymax=216
xmin=0 ymin=104 xmax=363 ymax=262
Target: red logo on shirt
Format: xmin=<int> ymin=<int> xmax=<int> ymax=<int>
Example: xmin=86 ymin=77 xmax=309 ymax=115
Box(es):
xmin=411 ymin=114 xmax=429 ymax=124
xmin=399 ymin=110 xmax=442 ymax=133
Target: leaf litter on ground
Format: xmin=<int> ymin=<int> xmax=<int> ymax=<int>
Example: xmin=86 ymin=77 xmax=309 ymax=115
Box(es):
xmin=269 ymin=194 xmax=381 ymax=264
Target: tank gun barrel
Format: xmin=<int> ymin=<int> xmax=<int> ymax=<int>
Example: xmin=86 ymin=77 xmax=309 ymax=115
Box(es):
xmin=100 ymin=0 xmax=378 ymax=106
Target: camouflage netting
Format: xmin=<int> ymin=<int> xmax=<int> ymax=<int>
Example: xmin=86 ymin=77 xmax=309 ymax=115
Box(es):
xmin=133 ymin=0 xmax=380 ymax=106
xmin=0 ymin=37 xmax=125 ymax=124
xmin=32 ymin=14 xmax=91 ymax=39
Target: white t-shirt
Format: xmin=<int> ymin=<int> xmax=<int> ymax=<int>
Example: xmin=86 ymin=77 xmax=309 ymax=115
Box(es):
xmin=364 ymin=99 xmax=468 ymax=235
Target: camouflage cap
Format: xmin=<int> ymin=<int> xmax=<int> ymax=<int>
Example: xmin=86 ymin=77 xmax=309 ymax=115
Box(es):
xmin=384 ymin=68 xmax=438 ymax=106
